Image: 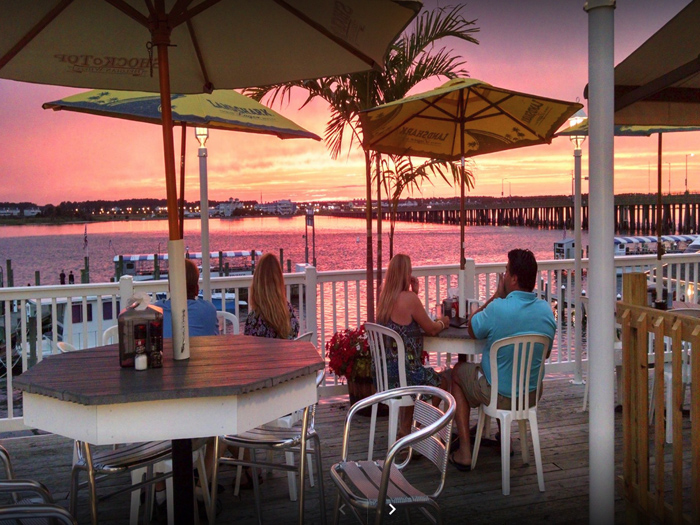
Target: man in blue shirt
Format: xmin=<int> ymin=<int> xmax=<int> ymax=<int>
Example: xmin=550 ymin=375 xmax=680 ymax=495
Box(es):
xmin=155 ymin=259 xmax=219 ymax=338
xmin=449 ymin=249 xmax=556 ymax=470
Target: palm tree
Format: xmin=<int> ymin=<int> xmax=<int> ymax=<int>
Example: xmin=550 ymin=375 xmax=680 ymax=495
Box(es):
xmin=246 ymin=5 xmax=479 ymax=321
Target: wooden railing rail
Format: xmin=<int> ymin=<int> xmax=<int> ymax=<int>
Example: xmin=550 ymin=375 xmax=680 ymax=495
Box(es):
xmin=617 ymin=301 xmax=699 ymax=524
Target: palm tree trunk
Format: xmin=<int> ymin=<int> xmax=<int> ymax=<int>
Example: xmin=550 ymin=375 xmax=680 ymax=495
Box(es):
xmin=376 ymin=153 xmax=383 ymax=299
xmin=364 ymin=150 xmax=375 ymax=322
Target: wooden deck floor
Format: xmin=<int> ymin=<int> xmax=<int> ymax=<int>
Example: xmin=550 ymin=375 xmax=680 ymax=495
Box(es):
xmin=0 ymin=376 xmax=674 ymax=524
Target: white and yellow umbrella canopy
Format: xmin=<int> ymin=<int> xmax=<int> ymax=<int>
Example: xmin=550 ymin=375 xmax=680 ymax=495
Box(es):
xmin=360 ymin=78 xmax=583 ymax=160
xmin=43 ymin=89 xmax=321 ymax=140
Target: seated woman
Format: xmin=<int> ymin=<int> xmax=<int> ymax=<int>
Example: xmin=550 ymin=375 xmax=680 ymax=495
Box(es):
xmin=376 ymin=253 xmax=450 ymax=436
xmin=244 ymin=253 xmax=300 ymax=339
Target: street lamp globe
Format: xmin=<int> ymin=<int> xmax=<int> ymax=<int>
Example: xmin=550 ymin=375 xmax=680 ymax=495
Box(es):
xmin=567 ymin=109 xmax=587 ymax=150
xmin=195 ymin=127 xmax=209 ymax=148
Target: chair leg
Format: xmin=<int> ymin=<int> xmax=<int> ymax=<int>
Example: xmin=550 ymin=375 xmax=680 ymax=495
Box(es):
xmin=387 ymin=404 xmax=399 ymax=451
xmin=166 ymin=474 xmax=174 ymax=525
xmin=472 ymin=408 xmax=486 ymax=469
xmin=312 ymin=435 xmax=326 ymax=525
xmin=500 ymin=415 xmax=512 ymax=496
xmin=368 ymin=403 xmax=378 ymax=460
xmin=233 ymin=446 xmax=245 ymax=496
xmin=250 ymin=451 xmax=263 ymax=525
xmin=83 ymin=443 xmax=99 ymax=525
xmin=129 ymin=468 xmax=145 ymax=525
xmin=518 ymin=420 xmax=529 ymax=465
xmin=194 ymin=448 xmax=214 ymax=524
xmin=69 ymin=466 xmax=80 ymax=519
xmin=285 ymin=451 xmax=298 ymax=501
xmin=529 ymin=412 xmax=545 ymax=492
xmin=307 ymin=451 xmax=315 ymax=488
xmin=332 ymin=492 xmax=342 ymax=525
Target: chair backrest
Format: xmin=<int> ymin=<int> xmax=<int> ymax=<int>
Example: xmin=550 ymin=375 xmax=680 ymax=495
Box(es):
xmin=670 ymin=307 xmax=700 ymax=318
xmin=216 ymin=311 xmax=240 ymax=335
xmin=364 ymin=322 xmax=407 ymax=393
xmin=102 ymin=325 xmax=119 ymax=346
xmin=342 ymin=385 xmax=456 ymax=499
xmin=487 ymin=334 xmax=552 ymax=417
xmin=57 ymin=342 xmax=77 ymax=353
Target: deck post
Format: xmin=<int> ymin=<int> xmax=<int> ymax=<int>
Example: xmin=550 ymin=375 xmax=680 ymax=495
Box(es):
xmin=586 ymin=0 xmax=616 ymax=523
xmin=304 ymin=265 xmax=318 ymax=348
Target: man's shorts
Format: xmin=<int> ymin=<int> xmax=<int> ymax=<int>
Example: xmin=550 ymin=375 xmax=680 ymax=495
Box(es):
xmin=453 ymin=362 xmax=539 ymax=410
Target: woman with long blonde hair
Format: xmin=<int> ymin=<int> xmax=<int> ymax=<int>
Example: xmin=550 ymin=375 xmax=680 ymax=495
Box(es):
xmin=377 ymin=254 xmax=449 ymax=436
xmin=244 ymin=253 xmax=299 ymax=339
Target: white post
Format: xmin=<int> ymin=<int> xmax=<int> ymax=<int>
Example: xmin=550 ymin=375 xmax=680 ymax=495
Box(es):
xmin=586 ymin=1 xmax=616 ymax=523
xmin=304 ymin=265 xmax=318 ymax=349
xmin=199 ymin=145 xmax=211 ymax=302
xmin=573 ymin=148 xmax=584 ymax=384
xmin=118 ymin=275 xmax=135 ymax=305
xmin=168 ymin=239 xmax=190 ymax=360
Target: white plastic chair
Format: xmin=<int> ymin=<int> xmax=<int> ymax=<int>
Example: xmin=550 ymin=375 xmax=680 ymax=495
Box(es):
xmin=102 ymin=325 xmax=119 ymax=346
xmin=472 ymin=334 xmax=551 ymax=496
xmin=364 ymin=322 xmax=412 ymax=460
xmin=57 ymin=341 xmax=77 ymax=353
xmin=216 ymin=311 xmax=239 ymax=335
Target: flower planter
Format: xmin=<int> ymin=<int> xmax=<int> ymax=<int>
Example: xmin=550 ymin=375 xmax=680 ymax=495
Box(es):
xmin=347 ymin=377 xmax=387 ymax=417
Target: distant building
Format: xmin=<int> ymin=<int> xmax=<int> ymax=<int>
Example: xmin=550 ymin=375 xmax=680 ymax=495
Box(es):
xmin=218 ymin=198 xmax=243 ymax=217
xmin=0 ymin=208 xmax=20 ymax=217
xmin=255 ymin=199 xmax=296 ymax=216
xmin=23 ymin=207 xmax=41 ymax=217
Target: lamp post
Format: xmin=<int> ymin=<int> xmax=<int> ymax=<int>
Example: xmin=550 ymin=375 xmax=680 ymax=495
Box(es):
xmin=686 ymin=153 xmax=695 ymax=193
xmin=568 ymin=108 xmax=587 ymax=385
xmin=195 ymin=127 xmax=211 ymax=302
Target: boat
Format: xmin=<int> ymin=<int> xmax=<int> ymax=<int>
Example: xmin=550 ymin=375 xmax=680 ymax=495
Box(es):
xmin=554 ymin=235 xmax=699 ymax=260
xmin=113 ymin=250 xmax=263 ymax=281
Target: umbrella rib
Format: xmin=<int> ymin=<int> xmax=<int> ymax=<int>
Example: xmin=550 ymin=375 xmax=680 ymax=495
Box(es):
xmin=273 ymin=0 xmax=379 ymax=69
xmin=0 ymin=0 xmax=74 ymax=70
xmin=104 ymin=0 xmax=150 ymax=27
xmin=170 ymin=0 xmax=223 ymax=27
xmin=186 ymin=19 xmax=213 ymax=92
xmin=467 ymin=91 xmax=548 ymax=141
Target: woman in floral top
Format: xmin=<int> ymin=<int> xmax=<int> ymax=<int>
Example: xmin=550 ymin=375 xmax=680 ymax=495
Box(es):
xmin=244 ymin=253 xmax=300 ymax=339
xmin=376 ymin=254 xmax=450 ymax=436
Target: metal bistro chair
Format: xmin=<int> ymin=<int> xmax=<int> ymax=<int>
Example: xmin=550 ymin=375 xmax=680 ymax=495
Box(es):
xmin=0 ymin=444 xmax=78 ymax=525
xmin=57 ymin=341 xmax=77 ymax=353
xmin=214 ymin=370 xmax=326 ymax=525
xmin=472 ymin=334 xmax=551 ymax=496
xmin=364 ymin=323 xmax=413 ymax=460
xmin=330 ymin=385 xmax=456 ymax=525
xmin=216 ymin=311 xmax=240 ymax=335
xmin=102 ymin=325 xmax=119 ymax=345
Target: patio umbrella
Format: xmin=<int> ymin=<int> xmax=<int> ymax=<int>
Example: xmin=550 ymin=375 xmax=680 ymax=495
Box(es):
xmin=42 ymin=88 xmax=321 ymax=300
xmin=557 ymin=118 xmax=700 ymax=305
xmin=0 ymin=0 xmax=421 ymax=362
xmin=359 ymin=77 xmax=582 ymax=315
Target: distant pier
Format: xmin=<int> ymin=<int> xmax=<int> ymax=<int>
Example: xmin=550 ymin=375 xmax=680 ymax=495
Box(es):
xmin=326 ymin=194 xmax=700 ymax=235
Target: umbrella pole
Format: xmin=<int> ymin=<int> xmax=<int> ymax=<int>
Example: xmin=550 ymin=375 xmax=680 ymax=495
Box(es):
xmin=655 ymin=133 xmax=665 ymax=307
xmin=179 ymin=123 xmax=186 ymax=239
xmin=154 ymin=32 xmax=190 ymax=362
xmin=364 ymin=150 xmax=375 ymax=322
xmin=459 ymin=155 xmax=467 ymax=319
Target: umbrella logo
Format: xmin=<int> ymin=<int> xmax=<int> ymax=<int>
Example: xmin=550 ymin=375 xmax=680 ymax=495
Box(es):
xmin=54 ymin=54 xmax=155 ymax=77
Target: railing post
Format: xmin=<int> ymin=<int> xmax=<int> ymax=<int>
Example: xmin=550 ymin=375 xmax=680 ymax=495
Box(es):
xmin=119 ymin=275 xmax=134 ymax=304
xmin=304 ymin=265 xmax=318 ymax=348
xmin=464 ymin=258 xmax=476 ymax=299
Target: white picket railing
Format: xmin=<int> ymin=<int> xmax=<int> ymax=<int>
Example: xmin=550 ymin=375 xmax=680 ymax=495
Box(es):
xmin=1 ymin=252 xmax=699 ymax=431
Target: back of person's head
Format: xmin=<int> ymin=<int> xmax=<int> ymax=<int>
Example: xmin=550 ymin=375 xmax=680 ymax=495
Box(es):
xmin=377 ymin=254 xmax=412 ymax=324
xmin=250 ymin=253 xmax=291 ymax=338
xmin=508 ymin=248 xmax=537 ymax=291
xmin=185 ymin=259 xmax=200 ymax=299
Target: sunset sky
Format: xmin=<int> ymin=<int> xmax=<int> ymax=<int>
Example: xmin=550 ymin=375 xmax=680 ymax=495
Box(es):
xmin=0 ymin=0 xmax=696 ymax=206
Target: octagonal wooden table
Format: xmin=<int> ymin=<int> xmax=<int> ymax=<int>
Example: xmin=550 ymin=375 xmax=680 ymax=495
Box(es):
xmin=15 ymin=334 xmax=324 ymax=525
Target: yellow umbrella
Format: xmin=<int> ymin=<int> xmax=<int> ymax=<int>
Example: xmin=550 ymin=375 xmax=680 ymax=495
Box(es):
xmin=360 ymin=77 xmax=581 ymax=316
xmin=361 ymin=78 xmax=581 ymax=254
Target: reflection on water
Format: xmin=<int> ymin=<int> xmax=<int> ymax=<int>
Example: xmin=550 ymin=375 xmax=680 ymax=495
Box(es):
xmin=0 ymin=217 xmax=588 ymax=285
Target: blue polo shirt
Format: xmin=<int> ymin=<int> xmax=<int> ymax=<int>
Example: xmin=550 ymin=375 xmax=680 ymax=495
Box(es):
xmin=154 ymin=298 xmax=219 ymax=338
xmin=470 ymin=291 xmax=556 ymax=397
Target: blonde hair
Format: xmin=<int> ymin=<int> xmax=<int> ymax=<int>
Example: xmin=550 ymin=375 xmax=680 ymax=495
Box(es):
xmin=249 ymin=253 xmax=292 ymax=339
xmin=377 ymin=254 xmax=412 ymax=324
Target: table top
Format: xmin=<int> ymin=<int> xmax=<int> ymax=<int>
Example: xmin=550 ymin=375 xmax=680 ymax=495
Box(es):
xmin=427 ymin=326 xmax=475 ymax=340
xmin=15 ymin=335 xmax=324 ymax=406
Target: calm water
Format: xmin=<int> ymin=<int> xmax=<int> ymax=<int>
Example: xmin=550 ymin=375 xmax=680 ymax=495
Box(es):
xmin=0 ymin=217 xmax=588 ymax=285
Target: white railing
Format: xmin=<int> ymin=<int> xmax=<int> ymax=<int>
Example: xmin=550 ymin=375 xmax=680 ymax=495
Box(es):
xmin=2 ymin=253 xmax=699 ymax=431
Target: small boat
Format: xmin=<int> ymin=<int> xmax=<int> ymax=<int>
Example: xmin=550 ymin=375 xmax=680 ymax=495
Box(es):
xmin=113 ymin=250 xmax=263 ymax=281
xmin=554 ymin=235 xmax=699 ymax=260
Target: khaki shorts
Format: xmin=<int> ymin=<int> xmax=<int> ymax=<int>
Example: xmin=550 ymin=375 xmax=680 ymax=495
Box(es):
xmin=453 ymin=362 xmax=539 ymax=410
